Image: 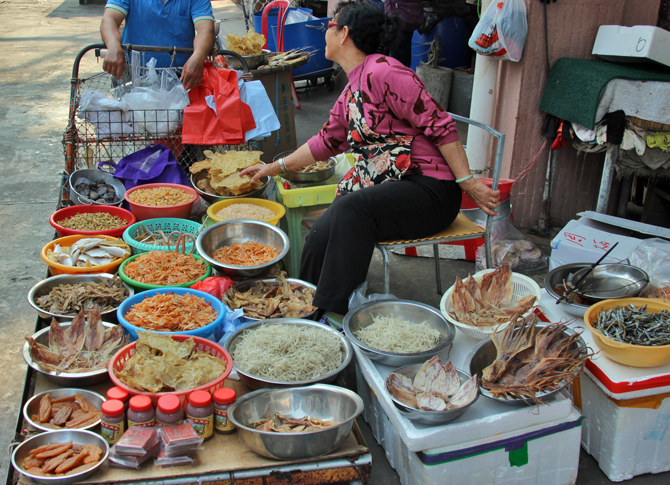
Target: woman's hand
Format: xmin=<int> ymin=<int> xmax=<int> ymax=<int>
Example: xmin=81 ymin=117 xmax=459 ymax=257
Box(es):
xmin=462 ymin=179 xmax=501 ymax=217
xmin=240 ymin=162 xmax=281 ymax=184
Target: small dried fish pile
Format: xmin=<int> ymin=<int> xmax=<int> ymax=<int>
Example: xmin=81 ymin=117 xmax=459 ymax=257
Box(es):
xmin=32 ymin=393 xmax=101 ymax=430
xmin=73 ymin=178 xmax=120 ymax=204
xmin=449 ymin=265 xmax=537 ymax=327
xmin=482 ymin=316 xmax=587 ymax=404
xmin=594 ymin=304 xmax=670 ymax=346
xmin=114 ymin=332 xmax=227 ymax=392
xmin=249 ymin=413 xmax=336 ymax=433
xmin=123 ymin=251 xmax=207 ymax=286
xmin=26 ymin=307 xmax=128 ymax=374
xmin=46 ymin=237 xmax=130 ymax=267
xmin=223 ymin=274 xmax=316 ymax=319
xmin=124 ymin=292 xmax=218 ymax=331
xmin=387 ymin=356 xmax=477 ymax=411
xmin=58 ymin=212 xmax=128 ymax=232
xmin=22 ymin=441 xmax=103 ymax=477
xmin=268 ymin=49 xmax=311 ymax=68
xmin=133 ymin=227 xmax=176 ymax=246
xmin=35 ymin=276 xmax=129 ymax=315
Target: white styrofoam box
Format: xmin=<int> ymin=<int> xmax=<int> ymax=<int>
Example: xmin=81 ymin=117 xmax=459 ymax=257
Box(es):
xmin=579 ymin=372 xmax=670 ymax=482
xmin=357 ymin=366 xmax=583 ymax=485
xmin=592 ymin=25 xmax=670 ymax=68
xmin=354 ymin=341 xmax=575 ymax=453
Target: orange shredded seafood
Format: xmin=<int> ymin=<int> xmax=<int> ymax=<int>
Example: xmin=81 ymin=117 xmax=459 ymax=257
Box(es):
xmin=124 ymin=251 xmax=207 ymax=285
xmin=124 ymin=293 xmax=218 ymax=331
xmin=213 ymin=241 xmax=277 ymax=266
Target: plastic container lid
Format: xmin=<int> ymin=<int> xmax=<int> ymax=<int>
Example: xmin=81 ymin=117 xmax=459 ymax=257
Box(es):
xmin=129 ymin=395 xmax=153 ymax=412
xmin=189 ymin=390 xmax=212 ymax=407
xmin=158 ymin=394 xmax=182 ymax=414
xmin=107 ymin=387 xmax=129 ymax=402
xmin=102 ymin=399 xmax=125 ymax=417
xmin=213 ymin=388 xmax=236 ymax=404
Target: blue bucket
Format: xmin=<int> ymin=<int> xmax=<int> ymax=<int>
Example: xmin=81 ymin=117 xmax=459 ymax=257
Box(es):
xmin=410 ymin=16 xmax=472 ymax=71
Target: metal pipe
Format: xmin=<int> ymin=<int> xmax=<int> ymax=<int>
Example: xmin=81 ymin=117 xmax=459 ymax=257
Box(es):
xmin=596 ymin=144 xmax=618 ymax=213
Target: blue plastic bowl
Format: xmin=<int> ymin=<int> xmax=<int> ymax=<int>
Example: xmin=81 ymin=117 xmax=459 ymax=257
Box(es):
xmin=117 ymin=287 xmax=225 ymax=341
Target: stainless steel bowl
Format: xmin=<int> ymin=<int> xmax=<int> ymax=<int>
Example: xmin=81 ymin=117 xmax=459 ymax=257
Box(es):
xmin=27 ymin=273 xmax=133 ymax=321
xmin=224 ymin=318 xmax=353 ymax=390
xmin=196 ymin=220 xmax=290 ymax=279
xmin=274 ymin=152 xmax=337 ymax=184
xmin=69 ymin=169 xmax=125 ymax=207
xmin=343 ymin=300 xmax=455 ymax=367
xmin=228 ymin=384 xmax=363 ymax=460
xmin=385 ymin=363 xmax=478 ymax=425
xmin=465 ymin=323 xmax=587 ymax=406
xmin=226 ymin=277 xmax=318 ymax=320
xmin=23 ymin=389 xmax=105 ymax=432
xmin=572 ymin=263 xmax=649 ymax=301
xmin=23 ymin=321 xmax=115 ymax=387
xmin=190 ymin=171 xmax=270 ymax=204
xmin=11 ymin=429 xmax=109 ymax=485
xmin=544 ymin=263 xmax=594 ymax=318
xmin=226 ymin=49 xmax=271 ymax=70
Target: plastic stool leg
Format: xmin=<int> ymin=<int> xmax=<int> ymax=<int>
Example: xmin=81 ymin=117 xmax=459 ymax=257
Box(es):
xmin=282 ymin=206 xmax=310 ymax=277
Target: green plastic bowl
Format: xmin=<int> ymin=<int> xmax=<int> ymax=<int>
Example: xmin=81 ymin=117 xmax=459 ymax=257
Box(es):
xmin=118 ymin=251 xmax=212 ymax=292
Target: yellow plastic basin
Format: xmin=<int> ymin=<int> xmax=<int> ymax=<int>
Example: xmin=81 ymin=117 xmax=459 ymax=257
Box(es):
xmin=207 ymin=198 xmax=285 ymax=226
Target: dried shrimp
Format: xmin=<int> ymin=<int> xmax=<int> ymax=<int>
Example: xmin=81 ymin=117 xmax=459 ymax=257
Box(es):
xmin=35 ymin=276 xmax=129 ymax=315
xmin=123 ymin=251 xmax=207 ymax=286
xmin=213 ymin=240 xmax=277 ymax=266
xmin=124 ymin=292 xmax=218 ymax=331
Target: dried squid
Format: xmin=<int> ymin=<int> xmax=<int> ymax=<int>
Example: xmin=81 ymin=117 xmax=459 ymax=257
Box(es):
xmin=481 ymin=314 xmax=588 ymax=404
xmin=26 ymin=306 xmax=127 ymax=374
xmin=249 ymin=413 xmax=337 ymax=433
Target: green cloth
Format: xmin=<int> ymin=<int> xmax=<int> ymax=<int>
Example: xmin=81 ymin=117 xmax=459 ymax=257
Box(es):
xmin=539 ymin=58 xmax=670 ymax=130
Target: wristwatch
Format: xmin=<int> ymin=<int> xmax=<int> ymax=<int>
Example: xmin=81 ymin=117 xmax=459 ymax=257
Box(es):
xmin=277 ymin=157 xmax=288 ymax=173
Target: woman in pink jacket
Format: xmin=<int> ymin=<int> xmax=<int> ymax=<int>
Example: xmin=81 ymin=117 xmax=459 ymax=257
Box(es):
xmin=242 ymin=0 xmax=499 ymax=318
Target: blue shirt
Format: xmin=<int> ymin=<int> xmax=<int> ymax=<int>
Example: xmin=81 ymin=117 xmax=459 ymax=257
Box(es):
xmin=105 ymin=0 xmax=214 ymax=68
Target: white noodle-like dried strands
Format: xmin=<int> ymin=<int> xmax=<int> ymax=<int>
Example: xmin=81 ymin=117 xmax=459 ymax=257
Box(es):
xmin=354 ymin=314 xmax=441 ymax=353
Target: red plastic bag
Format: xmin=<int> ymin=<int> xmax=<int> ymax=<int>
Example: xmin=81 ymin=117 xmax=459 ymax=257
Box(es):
xmin=182 ymin=63 xmax=256 ymax=145
xmin=190 ymin=276 xmax=235 ymax=299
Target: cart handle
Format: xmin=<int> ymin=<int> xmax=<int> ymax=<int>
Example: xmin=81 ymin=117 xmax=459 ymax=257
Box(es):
xmin=71 ymin=43 xmax=250 ymax=79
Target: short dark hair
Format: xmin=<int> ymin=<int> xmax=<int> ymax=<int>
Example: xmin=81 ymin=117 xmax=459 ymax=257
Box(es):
xmin=332 ymin=1 xmax=400 ymax=55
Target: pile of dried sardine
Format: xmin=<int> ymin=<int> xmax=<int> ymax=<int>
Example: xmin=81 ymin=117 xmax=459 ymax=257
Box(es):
xmin=267 ymin=49 xmax=311 ymax=68
xmin=26 ymin=306 xmax=128 ymax=374
xmin=449 ymin=265 xmax=536 ymax=327
xmin=36 ymin=276 xmax=129 ymax=315
xmin=594 ymin=304 xmax=670 ymax=346
xmin=249 ymin=413 xmax=336 ymax=433
xmin=482 ymin=315 xmax=587 ymax=404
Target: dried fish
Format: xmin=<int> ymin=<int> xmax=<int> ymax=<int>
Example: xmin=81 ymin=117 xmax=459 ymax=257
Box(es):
xmin=46 ymin=238 xmax=130 ymax=267
xmin=35 ymin=276 xmax=129 ymax=315
xmin=594 ymin=304 xmax=670 ymax=346
xmin=249 ymin=412 xmax=337 ymax=433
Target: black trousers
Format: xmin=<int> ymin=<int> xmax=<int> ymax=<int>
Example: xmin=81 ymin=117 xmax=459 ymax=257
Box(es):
xmin=299 ymin=175 xmax=462 ymax=314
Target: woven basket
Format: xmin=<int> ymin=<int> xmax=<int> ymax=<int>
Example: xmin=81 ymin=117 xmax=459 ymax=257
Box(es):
xmin=123 ymin=218 xmax=203 ymax=255
xmin=440 ymin=269 xmax=542 ymax=339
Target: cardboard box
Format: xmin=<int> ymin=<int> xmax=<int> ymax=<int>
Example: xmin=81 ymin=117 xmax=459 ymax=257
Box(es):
xmin=252 ymin=70 xmax=297 ymax=164
xmin=550 ymin=211 xmax=670 ymax=269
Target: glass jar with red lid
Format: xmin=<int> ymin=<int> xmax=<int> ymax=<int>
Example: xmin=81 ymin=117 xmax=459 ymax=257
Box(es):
xmin=213 ymin=388 xmax=236 ymax=434
xmin=156 ymin=394 xmax=184 ymax=426
xmin=101 ymin=399 xmax=126 ymax=444
xmin=128 ymin=395 xmax=156 ymax=428
xmin=186 ymin=390 xmax=214 ymax=440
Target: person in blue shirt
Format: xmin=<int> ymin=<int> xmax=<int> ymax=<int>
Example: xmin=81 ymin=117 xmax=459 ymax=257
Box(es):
xmin=100 ymin=0 xmax=215 ymax=90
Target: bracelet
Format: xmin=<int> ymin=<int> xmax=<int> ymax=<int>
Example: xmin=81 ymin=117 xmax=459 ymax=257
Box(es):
xmin=277 ymin=157 xmax=288 ymax=173
xmin=462 ymin=178 xmax=477 ymax=192
xmin=455 ymin=174 xmax=474 ymax=184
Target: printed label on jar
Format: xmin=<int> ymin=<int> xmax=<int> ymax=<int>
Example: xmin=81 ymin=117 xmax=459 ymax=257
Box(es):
xmin=128 ymin=418 xmax=156 ymax=428
xmin=214 ymin=408 xmax=236 ymax=432
xmin=186 ymin=414 xmax=213 ymax=438
xmin=101 ymin=421 xmax=125 ymax=444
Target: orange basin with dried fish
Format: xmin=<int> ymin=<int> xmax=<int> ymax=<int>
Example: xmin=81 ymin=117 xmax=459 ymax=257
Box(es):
xmin=24 ymin=389 xmax=105 ymax=433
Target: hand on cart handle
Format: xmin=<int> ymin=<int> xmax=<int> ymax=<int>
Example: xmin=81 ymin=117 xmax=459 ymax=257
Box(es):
xmin=103 ymin=47 xmax=126 ymax=80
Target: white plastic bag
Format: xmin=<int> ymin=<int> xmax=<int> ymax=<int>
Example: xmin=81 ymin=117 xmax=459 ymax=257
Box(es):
xmin=468 ymin=0 xmax=527 ymax=62
xmin=348 ymin=282 xmax=398 ymax=313
xmin=285 ymin=9 xmax=318 ymax=24
xmin=629 ymin=238 xmax=670 ymax=300
xmin=475 ymin=217 xmax=548 ymax=273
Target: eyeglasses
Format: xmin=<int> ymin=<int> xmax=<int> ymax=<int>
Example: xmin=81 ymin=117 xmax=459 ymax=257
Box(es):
xmin=328 ymin=20 xmax=339 ymax=29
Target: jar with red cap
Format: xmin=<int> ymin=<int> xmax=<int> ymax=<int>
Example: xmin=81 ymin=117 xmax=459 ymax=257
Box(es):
xmin=213 ymin=388 xmax=237 ymax=434
xmin=185 ymin=390 xmax=214 ymax=440
xmin=101 ymin=399 xmax=125 ymax=444
xmin=156 ymin=394 xmax=184 ymax=426
xmin=127 ymin=395 xmax=156 ymax=428
xmin=107 ymin=387 xmax=129 ymax=412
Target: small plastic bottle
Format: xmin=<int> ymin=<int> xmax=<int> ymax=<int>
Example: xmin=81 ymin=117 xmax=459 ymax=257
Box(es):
xmin=185 ymin=390 xmax=214 ymax=440
xmin=156 ymin=394 xmax=184 ymax=427
xmin=213 ymin=388 xmax=237 ymax=434
xmin=127 ymin=395 xmax=156 ymax=428
xmin=101 ymin=399 xmax=126 ymax=445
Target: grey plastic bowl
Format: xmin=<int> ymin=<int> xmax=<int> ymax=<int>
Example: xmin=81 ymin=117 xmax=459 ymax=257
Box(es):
xmin=11 ymin=429 xmax=109 ymax=485
xmin=224 ymin=318 xmax=353 ymax=390
xmin=196 ymin=220 xmax=289 ymax=279
xmin=23 ymin=388 xmax=105 ymax=432
xmin=343 ymin=300 xmax=455 ymax=367
xmin=190 ymin=171 xmax=269 ymax=203
xmin=385 ymin=363 xmax=478 ymax=425
xmin=27 ymin=273 xmax=133 ymax=321
xmin=228 ymin=384 xmax=363 ymax=460
xmin=69 ymin=168 xmax=125 ymax=207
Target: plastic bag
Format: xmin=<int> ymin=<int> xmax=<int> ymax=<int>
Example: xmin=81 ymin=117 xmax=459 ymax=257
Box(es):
xmin=99 ymin=143 xmax=190 ymax=191
xmin=629 ymin=238 xmax=670 ymax=300
xmin=190 ymin=276 xmax=235 ymax=300
xmin=285 ymin=9 xmax=318 ymax=24
xmin=475 ymin=217 xmax=548 ymax=273
xmin=468 ymin=0 xmax=527 ymax=62
xmin=348 ymin=281 xmax=398 ymax=313
xmin=238 ymin=77 xmax=281 ymax=141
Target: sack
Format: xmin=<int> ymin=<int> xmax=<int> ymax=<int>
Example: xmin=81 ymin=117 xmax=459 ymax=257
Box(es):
xmin=182 ymin=63 xmax=256 ymax=145
xmin=468 ymin=0 xmax=527 ymax=62
xmin=99 ymin=143 xmax=190 ymax=191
